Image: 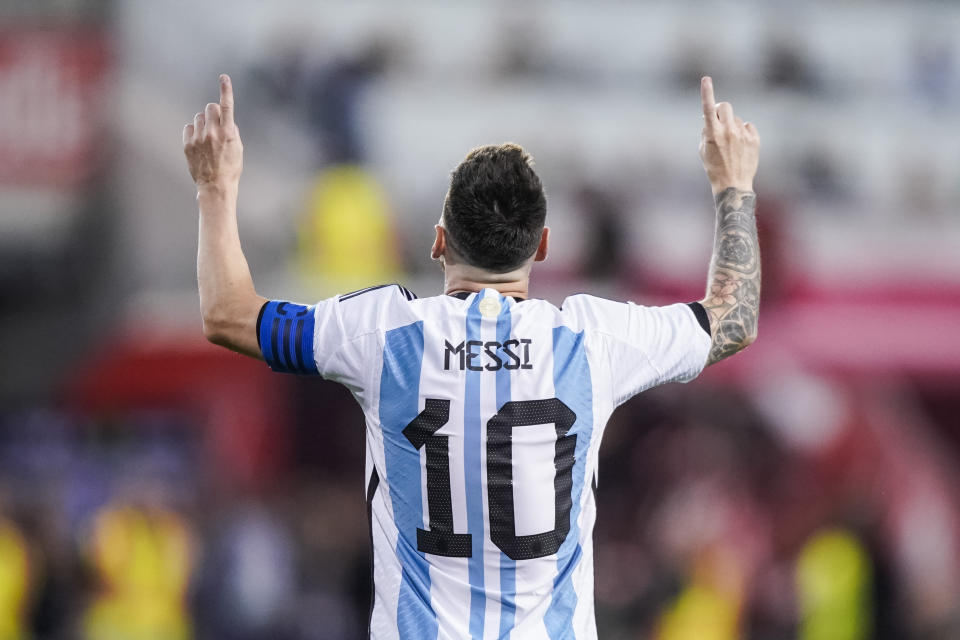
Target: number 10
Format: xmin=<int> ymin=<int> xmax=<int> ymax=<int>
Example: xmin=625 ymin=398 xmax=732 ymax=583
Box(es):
xmin=403 ymin=398 xmax=577 ymax=561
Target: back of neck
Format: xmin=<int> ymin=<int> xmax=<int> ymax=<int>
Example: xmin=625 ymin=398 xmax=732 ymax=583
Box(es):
xmin=443 ymin=263 xmax=530 ymax=300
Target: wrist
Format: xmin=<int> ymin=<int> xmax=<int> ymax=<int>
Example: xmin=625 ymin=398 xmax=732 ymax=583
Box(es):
xmin=196 ymin=181 xmax=238 ymax=204
xmin=711 ymin=183 xmax=754 ymax=197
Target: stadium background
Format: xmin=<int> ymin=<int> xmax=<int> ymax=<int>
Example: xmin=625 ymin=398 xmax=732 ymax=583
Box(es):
xmin=1 ymin=0 xmax=959 ymax=638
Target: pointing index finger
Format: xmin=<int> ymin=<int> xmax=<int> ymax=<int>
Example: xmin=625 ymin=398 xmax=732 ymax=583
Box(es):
xmin=219 ymin=74 xmax=234 ymax=126
xmin=701 ymin=76 xmax=717 ymax=129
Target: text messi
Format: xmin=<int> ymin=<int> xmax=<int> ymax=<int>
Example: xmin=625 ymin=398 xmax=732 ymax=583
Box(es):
xmin=443 ymin=339 xmax=533 ymax=371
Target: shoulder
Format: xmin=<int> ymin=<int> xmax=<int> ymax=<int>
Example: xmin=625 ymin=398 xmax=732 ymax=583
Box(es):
xmin=558 ymin=293 xmax=629 ymax=330
xmin=321 ymin=283 xmax=421 ymax=339
xmin=338 ymin=283 xmax=417 ymax=304
xmin=559 ymin=294 xmax=707 ymax=339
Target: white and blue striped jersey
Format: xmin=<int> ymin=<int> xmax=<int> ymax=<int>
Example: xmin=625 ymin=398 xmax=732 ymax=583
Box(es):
xmin=257 ymin=285 xmax=711 ymax=639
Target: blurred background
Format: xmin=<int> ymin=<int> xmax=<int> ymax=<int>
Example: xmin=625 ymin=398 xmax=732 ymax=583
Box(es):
xmin=1 ymin=0 xmax=959 ymax=638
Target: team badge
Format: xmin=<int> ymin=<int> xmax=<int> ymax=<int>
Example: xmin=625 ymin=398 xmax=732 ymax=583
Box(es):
xmin=478 ymin=297 xmax=501 ymax=318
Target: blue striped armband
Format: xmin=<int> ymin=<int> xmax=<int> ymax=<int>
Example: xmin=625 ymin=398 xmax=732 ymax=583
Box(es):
xmin=257 ymin=301 xmax=319 ymax=375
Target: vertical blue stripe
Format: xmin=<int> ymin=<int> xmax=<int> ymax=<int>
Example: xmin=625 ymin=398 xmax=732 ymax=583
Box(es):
xmin=379 ymin=321 xmax=438 ymax=640
xmin=545 ymin=327 xmax=593 ymax=640
xmin=260 ymin=313 xmax=274 ymax=363
xmin=464 ymin=294 xmax=486 ymax=639
xmin=293 ymin=319 xmax=305 ymax=371
xmin=496 ymin=297 xmax=517 ymax=638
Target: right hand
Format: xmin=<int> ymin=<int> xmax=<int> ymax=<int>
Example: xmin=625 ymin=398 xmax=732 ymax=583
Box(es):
xmin=698 ymin=76 xmax=759 ymax=195
xmin=183 ymin=74 xmax=243 ymax=191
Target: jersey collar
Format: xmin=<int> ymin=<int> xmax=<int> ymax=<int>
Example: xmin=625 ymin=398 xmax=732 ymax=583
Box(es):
xmin=447 ymin=290 xmax=526 ymax=303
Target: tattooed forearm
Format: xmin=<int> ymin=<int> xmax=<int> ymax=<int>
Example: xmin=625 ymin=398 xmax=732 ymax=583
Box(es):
xmin=701 ymin=188 xmax=760 ymax=365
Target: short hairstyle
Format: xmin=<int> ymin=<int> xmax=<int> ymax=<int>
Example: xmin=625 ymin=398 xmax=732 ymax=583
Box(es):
xmin=442 ymin=143 xmax=547 ymax=272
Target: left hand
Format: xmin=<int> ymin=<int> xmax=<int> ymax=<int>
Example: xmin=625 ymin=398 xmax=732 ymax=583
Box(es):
xmin=698 ymin=76 xmax=760 ymax=195
xmin=183 ymin=74 xmax=243 ymax=190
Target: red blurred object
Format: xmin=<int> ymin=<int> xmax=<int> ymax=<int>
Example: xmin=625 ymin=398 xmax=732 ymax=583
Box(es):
xmin=0 ymin=29 xmax=111 ymax=186
xmin=66 ymin=328 xmax=292 ymax=487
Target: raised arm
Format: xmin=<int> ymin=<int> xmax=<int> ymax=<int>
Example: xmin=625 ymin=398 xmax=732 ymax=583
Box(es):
xmin=697 ymin=77 xmax=761 ymax=365
xmin=183 ymin=74 xmax=266 ymax=358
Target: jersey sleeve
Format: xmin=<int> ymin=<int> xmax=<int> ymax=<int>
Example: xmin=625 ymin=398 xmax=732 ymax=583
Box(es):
xmin=562 ymin=295 xmax=712 ymax=406
xmin=257 ymin=284 xmax=416 ymax=393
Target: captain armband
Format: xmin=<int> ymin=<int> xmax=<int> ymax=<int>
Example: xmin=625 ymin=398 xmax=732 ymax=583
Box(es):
xmin=257 ymin=301 xmax=320 ymax=375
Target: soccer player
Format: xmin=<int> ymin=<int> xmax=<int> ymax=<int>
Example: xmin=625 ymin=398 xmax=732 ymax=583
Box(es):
xmin=183 ymin=74 xmax=760 ymax=639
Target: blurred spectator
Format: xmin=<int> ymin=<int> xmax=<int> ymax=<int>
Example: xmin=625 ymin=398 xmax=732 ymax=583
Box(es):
xmin=763 ymin=35 xmax=819 ymax=93
xmin=296 ymin=166 xmax=402 ymax=296
xmin=797 ymin=149 xmax=850 ymax=203
xmin=796 ymin=528 xmax=872 ymax=640
xmin=670 ymin=37 xmax=711 ymax=91
xmin=253 ymin=37 xmax=392 ymax=164
xmin=81 ymin=498 xmax=194 ymax=640
xmin=196 ymin=499 xmax=297 ymax=640
xmin=0 ymin=517 xmax=30 ymax=640
xmin=576 ymin=183 xmax=628 ymax=282
xmin=494 ymin=13 xmax=548 ymax=79
xmin=304 ymin=41 xmax=392 ymax=164
xmin=655 ymin=544 xmax=744 ymax=640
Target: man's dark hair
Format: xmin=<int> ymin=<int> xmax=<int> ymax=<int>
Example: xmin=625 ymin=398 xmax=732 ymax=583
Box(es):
xmin=442 ymin=143 xmax=547 ymax=272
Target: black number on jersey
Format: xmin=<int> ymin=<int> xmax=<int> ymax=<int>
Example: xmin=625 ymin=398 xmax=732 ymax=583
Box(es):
xmin=402 ymin=399 xmax=472 ymax=557
xmin=403 ymin=398 xmax=577 ymax=560
xmin=487 ymin=398 xmax=576 ymax=560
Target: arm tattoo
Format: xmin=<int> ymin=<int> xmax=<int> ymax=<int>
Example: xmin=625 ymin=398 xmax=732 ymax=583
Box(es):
xmin=702 ymin=188 xmax=760 ymax=364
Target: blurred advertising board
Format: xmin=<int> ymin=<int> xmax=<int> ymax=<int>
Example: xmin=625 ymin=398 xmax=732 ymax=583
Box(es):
xmin=0 ymin=29 xmax=111 ymax=187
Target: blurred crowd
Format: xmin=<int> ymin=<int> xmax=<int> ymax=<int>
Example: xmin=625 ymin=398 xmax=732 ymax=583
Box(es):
xmin=1 ymin=0 xmax=960 ymax=639
xmin=0 ymin=403 xmax=372 ymax=640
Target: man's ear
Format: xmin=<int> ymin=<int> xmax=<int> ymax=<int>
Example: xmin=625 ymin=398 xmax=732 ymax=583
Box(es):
xmin=431 ymin=225 xmax=446 ymax=261
xmin=533 ymin=226 xmax=549 ymax=262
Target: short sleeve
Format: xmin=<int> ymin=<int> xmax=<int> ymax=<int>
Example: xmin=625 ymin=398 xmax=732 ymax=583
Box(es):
xmin=258 ymin=284 xmax=417 ymax=394
xmin=561 ymin=295 xmax=712 ymax=406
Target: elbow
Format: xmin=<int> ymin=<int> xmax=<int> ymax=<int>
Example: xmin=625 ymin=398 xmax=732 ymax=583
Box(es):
xmin=202 ymin=320 xmax=226 ymax=346
xmin=199 ymin=293 xmax=266 ymax=357
xmin=711 ymin=325 xmax=757 ymax=360
xmin=703 ymin=301 xmax=758 ymax=364
xmin=739 ymin=322 xmax=759 ymax=351
xmin=201 ymin=311 xmax=231 ymax=347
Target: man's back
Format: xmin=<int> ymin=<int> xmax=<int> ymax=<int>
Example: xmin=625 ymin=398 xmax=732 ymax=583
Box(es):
xmin=185 ymin=74 xmax=760 ymax=639
xmin=258 ymin=285 xmax=711 ymax=639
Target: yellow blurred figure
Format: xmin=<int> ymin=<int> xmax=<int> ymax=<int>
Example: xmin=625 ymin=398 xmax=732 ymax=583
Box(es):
xmin=297 ymin=165 xmax=401 ymax=297
xmin=796 ymin=528 xmax=872 ymax=640
xmin=656 ymin=545 xmax=743 ymax=640
xmin=0 ymin=520 xmax=29 ymax=640
xmin=84 ymin=505 xmax=193 ymax=640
